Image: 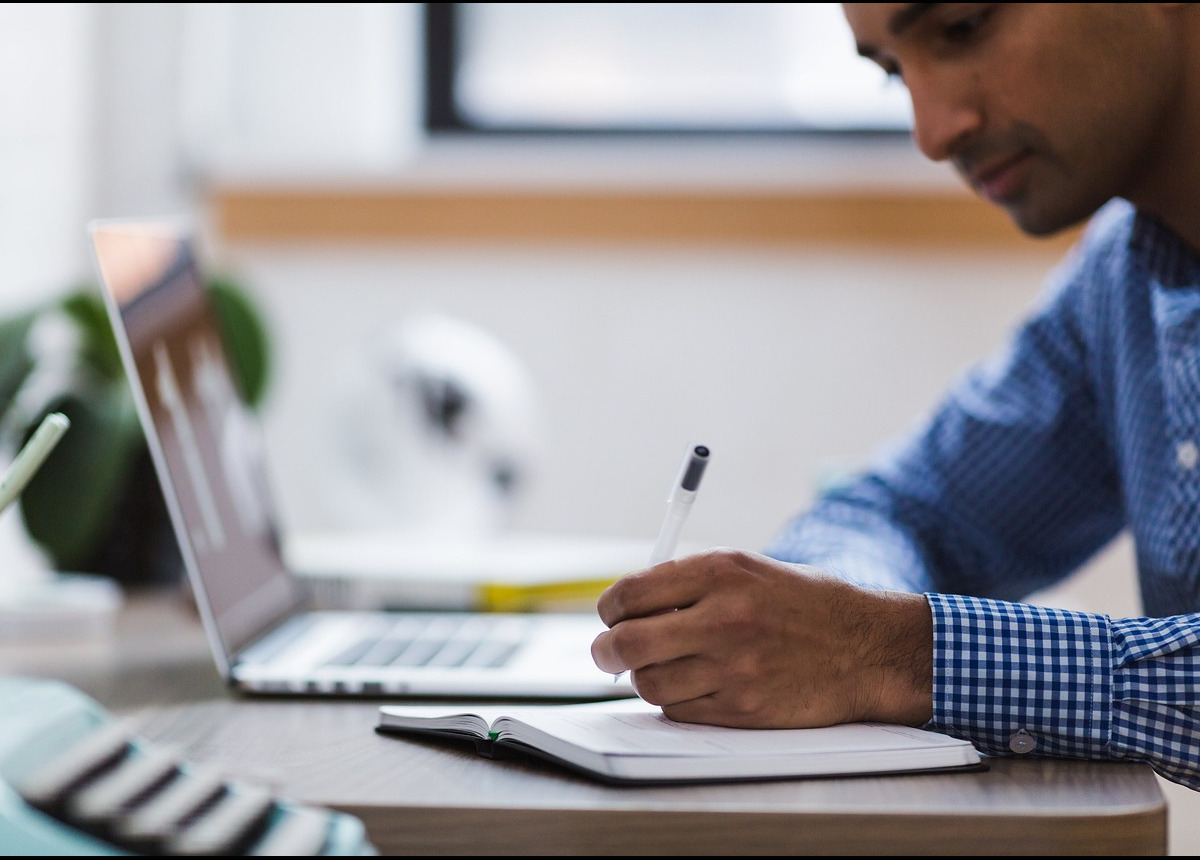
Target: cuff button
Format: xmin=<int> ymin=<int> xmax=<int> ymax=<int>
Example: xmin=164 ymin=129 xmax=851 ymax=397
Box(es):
xmin=1008 ymin=729 xmax=1036 ymax=754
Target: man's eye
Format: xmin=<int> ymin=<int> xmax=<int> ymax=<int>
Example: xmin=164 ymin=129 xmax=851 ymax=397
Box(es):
xmin=943 ymin=7 xmax=993 ymax=43
xmin=874 ymin=60 xmax=902 ymax=82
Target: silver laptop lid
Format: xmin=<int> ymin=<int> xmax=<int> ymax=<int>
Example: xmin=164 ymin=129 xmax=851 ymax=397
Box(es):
xmin=89 ymin=218 xmax=306 ymax=677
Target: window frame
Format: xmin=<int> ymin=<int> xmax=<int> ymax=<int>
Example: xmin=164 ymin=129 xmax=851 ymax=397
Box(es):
xmin=422 ymin=3 xmax=911 ymax=139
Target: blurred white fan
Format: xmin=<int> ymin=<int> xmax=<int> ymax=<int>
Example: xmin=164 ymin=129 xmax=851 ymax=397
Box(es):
xmin=324 ymin=313 xmax=543 ymax=537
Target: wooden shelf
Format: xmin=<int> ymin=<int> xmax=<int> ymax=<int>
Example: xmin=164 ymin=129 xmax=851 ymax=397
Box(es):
xmin=210 ymin=187 xmax=1081 ymax=252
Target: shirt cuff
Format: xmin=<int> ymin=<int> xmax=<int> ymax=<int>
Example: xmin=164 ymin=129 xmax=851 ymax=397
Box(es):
xmin=1109 ymin=615 xmax=1200 ymax=780
xmin=926 ymin=593 xmax=1112 ymax=758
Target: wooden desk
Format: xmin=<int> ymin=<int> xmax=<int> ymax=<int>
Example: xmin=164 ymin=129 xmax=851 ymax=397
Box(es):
xmin=0 ymin=585 xmax=1169 ymax=855
xmin=0 ymin=583 xmax=225 ymax=710
xmin=128 ymin=698 xmax=1165 ymax=855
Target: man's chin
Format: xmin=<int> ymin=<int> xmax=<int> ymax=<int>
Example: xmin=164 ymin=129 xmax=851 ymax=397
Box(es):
xmin=1000 ymin=198 xmax=1097 ymax=239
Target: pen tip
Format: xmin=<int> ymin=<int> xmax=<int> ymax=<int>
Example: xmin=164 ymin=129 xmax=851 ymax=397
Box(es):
xmin=680 ymin=446 xmax=709 ymax=491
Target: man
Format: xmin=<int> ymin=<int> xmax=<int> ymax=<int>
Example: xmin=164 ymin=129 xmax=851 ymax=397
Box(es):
xmin=590 ymin=3 xmax=1200 ymax=790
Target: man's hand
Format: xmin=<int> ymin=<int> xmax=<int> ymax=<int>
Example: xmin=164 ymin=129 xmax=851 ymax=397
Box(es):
xmin=591 ymin=548 xmax=934 ymax=729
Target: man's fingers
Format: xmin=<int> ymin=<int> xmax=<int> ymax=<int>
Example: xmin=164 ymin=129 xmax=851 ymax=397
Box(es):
xmin=591 ymin=606 xmax=696 ymax=674
xmin=628 ymin=654 xmax=719 ymax=707
xmin=596 ymin=557 xmax=711 ymax=627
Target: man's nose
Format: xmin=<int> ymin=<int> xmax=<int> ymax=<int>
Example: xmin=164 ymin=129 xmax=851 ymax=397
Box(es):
xmin=907 ymin=72 xmax=983 ymax=163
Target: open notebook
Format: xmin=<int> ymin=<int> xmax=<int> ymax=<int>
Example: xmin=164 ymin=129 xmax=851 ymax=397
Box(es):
xmin=88 ymin=217 xmax=635 ymax=700
xmin=377 ymin=698 xmax=984 ymax=784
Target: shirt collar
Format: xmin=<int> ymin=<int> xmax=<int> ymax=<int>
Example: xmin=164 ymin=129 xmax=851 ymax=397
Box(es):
xmin=1130 ymin=209 xmax=1200 ymax=289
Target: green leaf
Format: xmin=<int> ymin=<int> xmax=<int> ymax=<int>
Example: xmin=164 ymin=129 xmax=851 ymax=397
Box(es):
xmin=58 ymin=288 xmax=126 ymax=382
xmin=208 ymin=276 xmax=271 ymax=410
xmin=18 ymin=383 xmax=143 ymax=571
xmin=0 ymin=309 xmax=37 ymax=409
xmin=4 ymin=272 xmax=271 ymax=575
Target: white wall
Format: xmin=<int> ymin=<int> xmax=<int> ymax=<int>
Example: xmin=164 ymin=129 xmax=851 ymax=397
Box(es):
xmin=89 ymin=3 xmax=195 ymax=220
xmin=0 ymin=2 xmax=1138 ymax=614
xmin=67 ymin=2 xmax=1140 ymax=618
xmin=0 ymin=4 xmax=95 ymax=313
xmin=215 ymin=234 xmax=1140 ymax=614
xmin=227 ymin=240 xmax=1039 ymax=541
xmin=0 ymin=7 xmax=1145 ymax=610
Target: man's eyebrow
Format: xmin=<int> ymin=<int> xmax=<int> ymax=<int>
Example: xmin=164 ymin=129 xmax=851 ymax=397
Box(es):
xmin=889 ymin=3 xmax=940 ymax=37
xmin=855 ymin=3 xmax=940 ymax=59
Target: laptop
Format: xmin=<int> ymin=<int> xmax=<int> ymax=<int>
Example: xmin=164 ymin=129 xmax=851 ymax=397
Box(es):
xmin=89 ymin=217 xmax=635 ymax=700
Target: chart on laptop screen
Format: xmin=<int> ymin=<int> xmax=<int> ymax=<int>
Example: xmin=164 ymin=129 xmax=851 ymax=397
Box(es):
xmin=91 ymin=219 xmax=302 ymax=655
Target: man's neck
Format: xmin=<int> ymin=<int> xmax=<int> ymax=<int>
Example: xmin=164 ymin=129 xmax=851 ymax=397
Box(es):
xmin=1125 ymin=10 xmax=1200 ymax=256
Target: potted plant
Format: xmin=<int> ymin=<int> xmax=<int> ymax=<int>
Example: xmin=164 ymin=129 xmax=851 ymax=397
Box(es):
xmin=0 ymin=277 xmax=270 ymax=586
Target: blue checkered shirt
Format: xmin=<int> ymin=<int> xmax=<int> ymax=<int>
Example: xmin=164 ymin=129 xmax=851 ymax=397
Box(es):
xmin=765 ymin=199 xmax=1200 ymax=789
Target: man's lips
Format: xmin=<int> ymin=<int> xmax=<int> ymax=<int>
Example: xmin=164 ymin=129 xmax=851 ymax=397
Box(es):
xmin=963 ymin=151 xmax=1033 ymax=203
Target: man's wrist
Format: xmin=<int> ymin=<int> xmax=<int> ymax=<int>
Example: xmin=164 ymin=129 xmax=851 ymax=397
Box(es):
xmin=866 ymin=591 xmax=934 ymax=726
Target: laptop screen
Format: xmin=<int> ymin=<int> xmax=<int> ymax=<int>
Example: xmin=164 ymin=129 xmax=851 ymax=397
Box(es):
xmin=90 ymin=219 xmax=305 ymax=665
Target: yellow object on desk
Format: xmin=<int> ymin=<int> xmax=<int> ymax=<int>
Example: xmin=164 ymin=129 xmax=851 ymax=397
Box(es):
xmin=474 ymin=577 xmax=620 ymax=613
xmin=286 ymin=529 xmax=656 ymax=612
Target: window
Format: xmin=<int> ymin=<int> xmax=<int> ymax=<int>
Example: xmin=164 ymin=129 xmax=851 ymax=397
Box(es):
xmin=425 ymin=3 xmax=912 ymax=136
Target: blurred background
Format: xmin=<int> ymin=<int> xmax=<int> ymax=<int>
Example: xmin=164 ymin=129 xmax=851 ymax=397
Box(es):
xmin=0 ymin=2 xmax=1134 ymax=595
xmin=5 ymin=2 xmax=1195 ymax=849
xmin=0 ymin=2 xmax=1134 ymax=589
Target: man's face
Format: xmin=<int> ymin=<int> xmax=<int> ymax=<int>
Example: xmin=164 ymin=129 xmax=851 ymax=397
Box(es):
xmin=842 ymin=4 xmax=1184 ymax=236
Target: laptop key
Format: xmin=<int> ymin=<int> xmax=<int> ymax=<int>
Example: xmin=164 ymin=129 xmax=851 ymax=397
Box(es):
xmin=325 ymin=615 xmax=437 ymax=667
xmin=424 ymin=637 xmax=485 ymax=667
xmin=468 ymin=640 xmax=521 ymax=669
xmin=390 ymin=637 xmax=445 ymax=667
xmin=354 ymin=637 xmax=416 ymax=666
xmin=322 ymin=637 xmax=379 ymax=667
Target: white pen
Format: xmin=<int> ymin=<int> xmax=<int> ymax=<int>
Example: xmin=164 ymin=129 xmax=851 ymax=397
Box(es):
xmin=648 ymin=443 xmax=710 ymax=566
xmin=0 ymin=412 xmax=70 ymax=516
xmin=615 ymin=443 xmax=710 ymax=682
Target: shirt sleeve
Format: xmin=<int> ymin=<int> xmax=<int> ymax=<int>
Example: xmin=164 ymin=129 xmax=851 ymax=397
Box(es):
xmin=761 ymin=211 xmax=1200 ymax=788
xmin=928 ymin=593 xmax=1200 ymax=789
xmin=764 ymin=233 xmax=1126 ymax=600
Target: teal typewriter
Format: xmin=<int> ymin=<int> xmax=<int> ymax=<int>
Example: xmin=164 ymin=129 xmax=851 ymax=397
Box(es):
xmin=0 ymin=676 xmax=376 ymax=855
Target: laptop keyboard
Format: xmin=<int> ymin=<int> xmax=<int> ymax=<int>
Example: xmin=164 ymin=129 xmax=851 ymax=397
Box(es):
xmin=323 ymin=615 xmax=523 ymax=670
